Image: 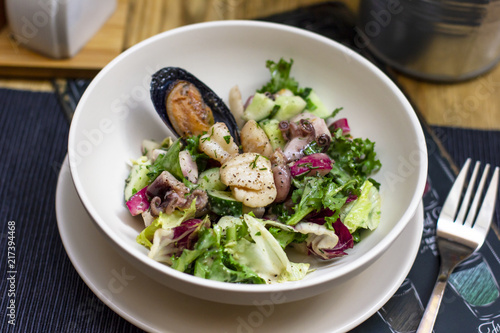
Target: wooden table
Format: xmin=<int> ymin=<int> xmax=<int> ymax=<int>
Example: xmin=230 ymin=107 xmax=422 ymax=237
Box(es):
xmin=0 ymin=0 xmax=499 ymax=131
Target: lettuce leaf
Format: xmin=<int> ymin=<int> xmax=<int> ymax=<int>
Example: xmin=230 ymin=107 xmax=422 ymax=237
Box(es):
xmin=327 ymin=128 xmax=381 ymax=181
xmin=340 ymin=180 xmax=381 ymax=233
xmin=184 ymin=134 xmax=210 ymax=171
xmin=268 ymin=226 xmax=307 ymax=249
xmin=285 ymin=175 xmax=356 ymax=228
xmin=147 ymin=138 xmax=184 ymax=181
xmin=136 ymin=199 xmax=197 ymax=249
xmin=148 ymin=217 xmax=209 ymax=264
xmin=171 ymin=226 xmax=265 ymax=284
xmin=225 ymin=215 xmax=309 ymax=283
xmin=278 ymin=125 xmax=381 ymax=231
xmin=294 ymin=219 xmax=354 ymax=259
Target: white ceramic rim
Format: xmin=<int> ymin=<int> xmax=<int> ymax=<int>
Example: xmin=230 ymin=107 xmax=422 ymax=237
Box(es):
xmin=68 ymin=20 xmax=428 ymax=295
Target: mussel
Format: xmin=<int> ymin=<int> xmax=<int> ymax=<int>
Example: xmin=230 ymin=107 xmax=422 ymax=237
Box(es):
xmin=150 ymin=67 xmax=240 ymax=144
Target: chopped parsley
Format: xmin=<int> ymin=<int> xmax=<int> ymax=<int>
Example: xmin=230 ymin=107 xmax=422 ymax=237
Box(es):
xmin=249 ymin=155 xmax=260 ymax=169
xmin=329 ymin=107 xmax=343 ymax=119
xmin=258 ymin=58 xmax=312 ymax=101
xmin=258 ymin=58 xmax=299 ymax=94
xmin=185 ymin=134 xmax=210 ymax=171
xmin=268 ymin=104 xmax=281 ymax=119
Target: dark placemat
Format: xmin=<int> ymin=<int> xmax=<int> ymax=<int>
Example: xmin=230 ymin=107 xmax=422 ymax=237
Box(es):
xmin=0 ymin=89 xmax=142 ymax=333
xmin=1 ymin=2 xmax=499 ymax=332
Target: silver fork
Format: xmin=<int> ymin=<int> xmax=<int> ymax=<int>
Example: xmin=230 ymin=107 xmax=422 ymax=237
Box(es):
xmin=417 ymin=159 xmax=499 ymax=333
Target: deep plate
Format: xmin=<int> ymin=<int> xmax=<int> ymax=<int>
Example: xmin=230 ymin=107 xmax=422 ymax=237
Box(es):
xmin=68 ymin=21 xmax=427 ymax=304
xmin=57 ymin=157 xmax=423 ymax=333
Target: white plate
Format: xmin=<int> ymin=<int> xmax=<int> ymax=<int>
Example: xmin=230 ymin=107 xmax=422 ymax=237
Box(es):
xmin=68 ymin=20 xmax=427 ymax=305
xmin=56 ymin=157 xmax=423 ymax=333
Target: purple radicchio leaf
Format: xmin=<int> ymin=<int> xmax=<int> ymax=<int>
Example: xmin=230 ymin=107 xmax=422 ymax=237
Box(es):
xmin=295 ymin=216 xmax=354 ymax=260
xmin=321 ymin=219 xmax=354 ymax=258
xmin=148 ymin=218 xmax=209 ymax=264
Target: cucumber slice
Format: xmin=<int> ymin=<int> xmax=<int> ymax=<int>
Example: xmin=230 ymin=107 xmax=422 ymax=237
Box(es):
xmin=208 ymin=190 xmax=243 ymax=216
xmin=272 ymin=95 xmax=307 ymax=121
xmin=197 ymin=168 xmax=227 ymax=191
xmin=243 ymin=93 xmax=276 ymax=121
xmin=305 ymin=90 xmax=330 ymax=118
xmin=259 ymin=118 xmax=286 ymax=150
xmin=124 ymin=164 xmax=150 ymax=201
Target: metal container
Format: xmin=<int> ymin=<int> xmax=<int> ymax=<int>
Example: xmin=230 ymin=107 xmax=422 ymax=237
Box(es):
xmin=356 ymin=0 xmax=500 ymax=82
xmin=0 ymin=0 xmax=6 ymax=30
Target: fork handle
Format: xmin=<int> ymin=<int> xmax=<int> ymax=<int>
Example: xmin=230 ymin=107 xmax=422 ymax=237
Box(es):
xmin=416 ymin=273 xmax=450 ymax=333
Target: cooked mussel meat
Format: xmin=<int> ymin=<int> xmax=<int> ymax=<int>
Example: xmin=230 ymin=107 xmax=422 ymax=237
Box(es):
xmin=150 ymin=67 xmax=240 ymax=143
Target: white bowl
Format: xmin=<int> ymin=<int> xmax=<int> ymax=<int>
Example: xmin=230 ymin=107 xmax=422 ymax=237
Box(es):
xmin=68 ymin=20 xmax=428 ymax=305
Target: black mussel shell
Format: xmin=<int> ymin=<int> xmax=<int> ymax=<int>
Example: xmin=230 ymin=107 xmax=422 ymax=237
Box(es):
xmin=150 ymin=67 xmax=240 ymax=144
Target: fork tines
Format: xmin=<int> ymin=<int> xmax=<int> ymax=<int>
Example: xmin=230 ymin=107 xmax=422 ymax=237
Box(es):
xmin=444 ymin=158 xmax=499 ymax=231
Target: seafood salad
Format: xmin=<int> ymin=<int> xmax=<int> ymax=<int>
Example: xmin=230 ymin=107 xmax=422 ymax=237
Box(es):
xmin=124 ymin=58 xmax=382 ymax=284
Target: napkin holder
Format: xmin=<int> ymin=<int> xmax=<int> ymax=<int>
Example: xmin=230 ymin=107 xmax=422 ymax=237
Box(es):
xmin=5 ymin=0 xmax=116 ymax=59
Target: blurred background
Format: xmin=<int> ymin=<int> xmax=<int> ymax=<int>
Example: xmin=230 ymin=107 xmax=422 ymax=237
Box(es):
xmin=0 ymin=0 xmax=499 ymax=131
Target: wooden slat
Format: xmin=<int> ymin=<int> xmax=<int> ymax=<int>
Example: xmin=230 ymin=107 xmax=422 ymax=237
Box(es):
xmin=123 ymin=0 xmax=331 ymax=48
xmin=395 ymin=65 xmax=500 ymax=130
xmin=0 ymin=78 xmax=52 ymax=91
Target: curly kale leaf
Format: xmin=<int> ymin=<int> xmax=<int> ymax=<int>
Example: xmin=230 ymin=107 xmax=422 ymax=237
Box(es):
xmin=327 ymin=128 xmax=381 ymax=181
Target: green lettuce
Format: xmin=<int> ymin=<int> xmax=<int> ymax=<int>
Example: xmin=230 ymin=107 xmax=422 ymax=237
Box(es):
xmin=226 ymin=215 xmax=309 ymax=283
xmin=340 ymin=180 xmax=381 ymax=233
xmin=172 ymin=214 xmax=310 ymax=284
xmin=284 ymin=175 xmax=357 ymax=229
xmin=276 ymin=125 xmax=381 ymax=230
xmin=147 ymin=138 xmax=184 ymax=181
xmin=268 ymin=226 xmax=307 ymax=249
xmin=136 ymin=200 xmax=197 ymax=249
xmin=184 ymin=134 xmax=210 ymax=171
xmin=171 ymin=225 xmax=265 ymax=284
xmin=327 ymin=128 xmax=381 ymax=182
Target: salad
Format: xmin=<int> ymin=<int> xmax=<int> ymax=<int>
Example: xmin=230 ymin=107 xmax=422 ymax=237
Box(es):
xmin=124 ymin=58 xmax=382 ymax=284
